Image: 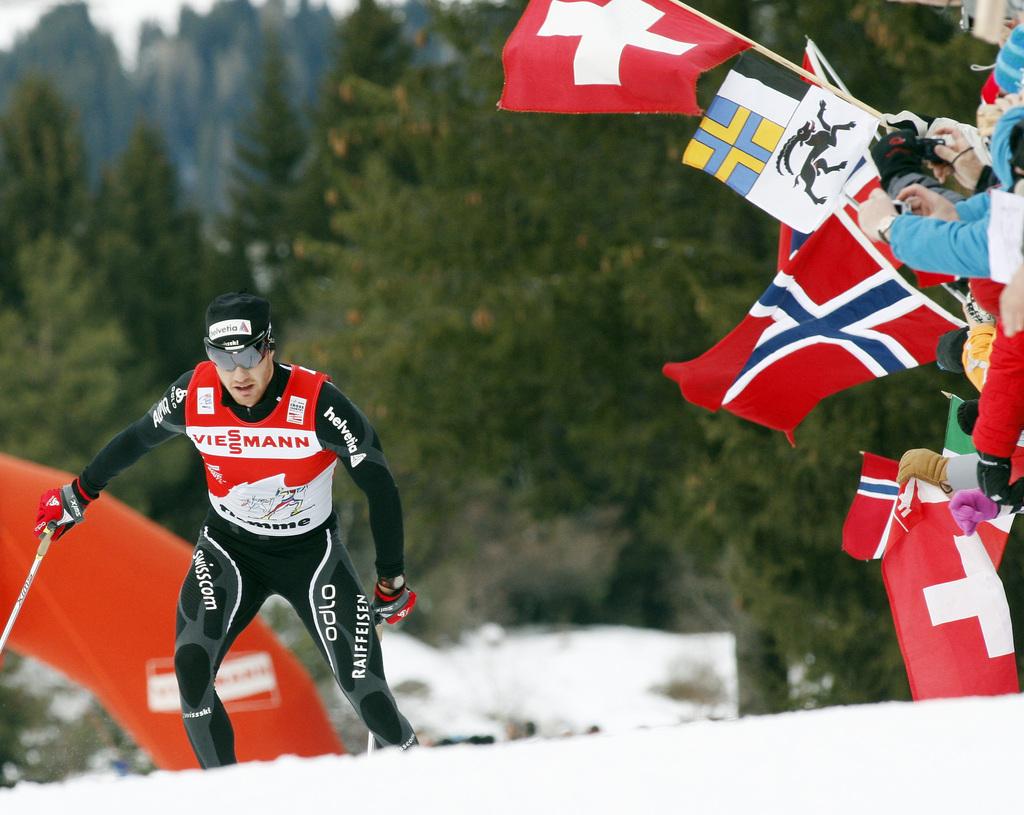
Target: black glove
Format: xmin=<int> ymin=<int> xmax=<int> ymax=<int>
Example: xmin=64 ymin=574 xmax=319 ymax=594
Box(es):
xmin=977 ymin=452 xmax=1024 ymax=510
xmin=957 ymin=399 xmax=980 ymax=436
xmin=33 ymin=479 xmax=94 ymax=540
xmin=871 ymin=130 xmax=925 ymax=190
xmin=373 ymin=575 xmax=417 ymax=625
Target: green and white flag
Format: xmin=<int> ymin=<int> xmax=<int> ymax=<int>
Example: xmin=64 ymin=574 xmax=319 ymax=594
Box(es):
xmin=942 ymin=393 xmax=975 ymax=458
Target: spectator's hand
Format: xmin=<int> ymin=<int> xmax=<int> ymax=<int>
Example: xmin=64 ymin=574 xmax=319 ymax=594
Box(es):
xmin=976 ymin=93 xmax=1024 ymax=136
xmin=1000 ymin=266 xmax=1024 ymax=337
xmin=978 ymin=103 xmax=1002 ymax=137
xmin=895 ymin=183 xmax=959 ymax=220
xmin=1001 ymin=19 xmax=1018 ymax=46
xmin=996 ymin=92 xmax=1024 ymax=115
xmin=373 ymin=575 xmax=417 ymax=625
xmin=929 ymin=125 xmax=984 ymax=190
xmin=928 ymin=160 xmax=953 ymax=185
xmin=857 ymin=189 xmax=898 ymax=242
xmin=898 ymin=448 xmax=950 ymax=490
xmin=976 ymin=451 xmax=1024 ymax=510
xmin=949 ymin=489 xmax=1000 ymax=535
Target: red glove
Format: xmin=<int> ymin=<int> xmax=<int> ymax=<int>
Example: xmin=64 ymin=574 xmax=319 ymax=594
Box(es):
xmin=34 ymin=480 xmax=94 ymax=540
xmin=373 ymin=575 xmax=417 ymax=625
xmin=949 ymin=489 xmax=1000 ymax=535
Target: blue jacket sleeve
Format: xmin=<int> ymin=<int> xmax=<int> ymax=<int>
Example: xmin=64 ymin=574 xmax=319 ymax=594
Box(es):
xmin=889 ymin=204 xmax=991 ymax=279
xmin=954 ymin=193 xmax=991 ymax=223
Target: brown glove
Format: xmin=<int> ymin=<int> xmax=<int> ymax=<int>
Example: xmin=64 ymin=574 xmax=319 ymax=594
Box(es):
xmin=897 ymin=448 xmax=949 ymax=490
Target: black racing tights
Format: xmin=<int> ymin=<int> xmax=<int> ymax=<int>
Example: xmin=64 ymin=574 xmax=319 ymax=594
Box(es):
xmin=174 ymin=521 xmax=417 ymax=767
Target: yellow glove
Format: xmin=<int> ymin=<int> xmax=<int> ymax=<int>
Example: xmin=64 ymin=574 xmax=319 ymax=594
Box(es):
xmin=897 ymin=448 xmax=949 ymax=490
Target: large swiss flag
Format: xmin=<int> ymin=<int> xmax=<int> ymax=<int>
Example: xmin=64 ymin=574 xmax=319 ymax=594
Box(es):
xmin=882 ymin=480 xmax=1017 ymax=699
xmin=499 ymin=0 xmax=749 ymax=114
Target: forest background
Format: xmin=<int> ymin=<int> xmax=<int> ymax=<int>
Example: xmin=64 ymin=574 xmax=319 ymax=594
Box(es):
xmin=0 ymin=0 xmax=1004 ymax=783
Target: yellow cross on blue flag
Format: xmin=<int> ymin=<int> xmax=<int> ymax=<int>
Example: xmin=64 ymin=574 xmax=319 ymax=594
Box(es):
xmin=683 ymin=53 xmax=878 ymax=233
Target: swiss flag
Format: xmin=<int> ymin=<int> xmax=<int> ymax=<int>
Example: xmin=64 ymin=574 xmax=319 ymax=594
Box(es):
xmin=499 ymin=0 xmax=749 ymax=114
xmin=882 ymin=481 xmax=1017 ymax=700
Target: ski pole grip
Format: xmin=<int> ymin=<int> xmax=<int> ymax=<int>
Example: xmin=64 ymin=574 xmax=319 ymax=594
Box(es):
xmin=38 ymin=526 xmax=54 ymax=556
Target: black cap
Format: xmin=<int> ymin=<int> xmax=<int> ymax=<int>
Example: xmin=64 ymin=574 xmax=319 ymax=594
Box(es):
xmin=205 ymin=292 xmax=272 ymax=350
xmin=935 ymin=326 xmax=969 ymax=374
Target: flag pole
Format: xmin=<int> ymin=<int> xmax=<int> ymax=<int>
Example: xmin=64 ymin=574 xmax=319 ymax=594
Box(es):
xmin=668 ymin=1 xmax=884 ymax=119
xmin=804 ymin=38 xmax=852 ymax=95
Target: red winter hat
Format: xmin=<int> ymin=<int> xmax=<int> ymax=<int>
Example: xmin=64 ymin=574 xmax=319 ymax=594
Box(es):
xmin=982 ymin=71 xmax=1001 ymax=105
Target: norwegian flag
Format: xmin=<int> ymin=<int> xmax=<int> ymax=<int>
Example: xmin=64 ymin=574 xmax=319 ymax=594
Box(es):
xmin=662 ymin=199 xmax=963 ymax=441
xmin=499 ymin=0 xmax=749 ymax=114
xmin=780 ymin=161 xmax=914 ymax=274
xmin=842 ymin=453 xmax=900 ymax=560
xmin=881 ymin=480 xmax=1017 ymax=699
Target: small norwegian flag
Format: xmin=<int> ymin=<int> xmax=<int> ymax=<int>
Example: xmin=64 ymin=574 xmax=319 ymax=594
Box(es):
xmin=842 ymin=453 xmax=900 ymax=561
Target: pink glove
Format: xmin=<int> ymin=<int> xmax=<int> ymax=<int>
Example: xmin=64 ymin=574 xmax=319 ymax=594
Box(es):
xmin=949 ymin=489 xmax=1000 ymax=535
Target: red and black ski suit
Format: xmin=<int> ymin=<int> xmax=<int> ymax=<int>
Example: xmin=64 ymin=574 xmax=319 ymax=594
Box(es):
xmin=78 ymin=361 xmax=417 ymax=767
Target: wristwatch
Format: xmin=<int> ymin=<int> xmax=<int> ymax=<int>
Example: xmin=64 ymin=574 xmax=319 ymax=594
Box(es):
xmin=378 ymin=574 xmax=405 ymax=592
xmin=877 ymin=213 xmax=897 ymax=244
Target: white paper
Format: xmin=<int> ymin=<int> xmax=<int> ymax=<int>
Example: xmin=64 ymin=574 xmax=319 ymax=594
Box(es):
xmin=987 ymin=189 xmax=1024 ymax=284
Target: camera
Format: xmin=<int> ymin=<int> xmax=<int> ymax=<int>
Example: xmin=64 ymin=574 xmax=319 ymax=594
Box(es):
xmin=914 ymin=137 xmax=949 ymax=165
xmin=876 ymin=131 xmax=946 ymax=165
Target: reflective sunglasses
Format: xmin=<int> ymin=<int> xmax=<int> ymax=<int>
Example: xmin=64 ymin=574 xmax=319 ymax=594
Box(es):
xmin=204 ymin=337 xmax=270 ymax=371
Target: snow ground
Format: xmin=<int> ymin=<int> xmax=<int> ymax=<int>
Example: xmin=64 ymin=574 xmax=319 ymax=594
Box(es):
xmin=3 ymin=693 xmax=1023 ymax=814
xmin=380 ymin=624 xmax=737 ymax=742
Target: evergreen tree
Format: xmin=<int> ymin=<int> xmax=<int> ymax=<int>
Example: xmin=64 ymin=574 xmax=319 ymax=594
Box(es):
xmin=133 ymin=0 xmax=334 ymax=214
xmin=86 ymin=121 xmax=218 ymax=539
xmin=294 ymin=0 xmax=758 ymax=637
xmin=0 ymin=3 xmax=138 ymax=180
xmin=222 ymin=26 xmax=308 ymax=313
xmin=335 ymin=0 xmax=414 ymax=87
xmin=294 ymin=0 xmax=417 ymax=249
xmin=290 ymin=0 xmax=994 ymax=711
xmin=89 ymin=121 xmax=210 ymax=385
xmin=0 ymin=75 xmax=88 ymax=298
xmin=0 ymin=235 xmax=128 ymax=473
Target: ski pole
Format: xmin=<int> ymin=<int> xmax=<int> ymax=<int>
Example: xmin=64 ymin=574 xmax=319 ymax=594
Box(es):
xmin=0 ymin=528 xmax=55 ymax=659
xmin=366 ymin=623 xmax=384 ymax=754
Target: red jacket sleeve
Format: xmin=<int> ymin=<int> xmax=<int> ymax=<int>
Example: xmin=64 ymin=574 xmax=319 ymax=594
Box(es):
xmin=973 ymin=323 xmax=1024 ymax=457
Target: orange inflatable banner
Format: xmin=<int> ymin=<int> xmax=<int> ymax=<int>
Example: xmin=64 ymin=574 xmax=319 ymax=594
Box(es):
xmin=0 ymin=452 xmax=344 ymax=769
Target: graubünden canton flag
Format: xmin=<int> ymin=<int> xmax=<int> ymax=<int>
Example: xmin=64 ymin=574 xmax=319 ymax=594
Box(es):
xmin=499 ymin=0 xmax=749 ymax=114
xmin=683 ymin=53 xmax=877 ymax=232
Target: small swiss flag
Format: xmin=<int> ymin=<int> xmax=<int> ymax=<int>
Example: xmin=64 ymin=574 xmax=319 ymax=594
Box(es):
xmin=499 ymin=0 xmax=749 ymax=114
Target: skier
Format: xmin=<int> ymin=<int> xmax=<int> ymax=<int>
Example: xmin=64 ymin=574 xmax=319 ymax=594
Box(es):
xmin=33 ymin=292 xmax=418 ymax=766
